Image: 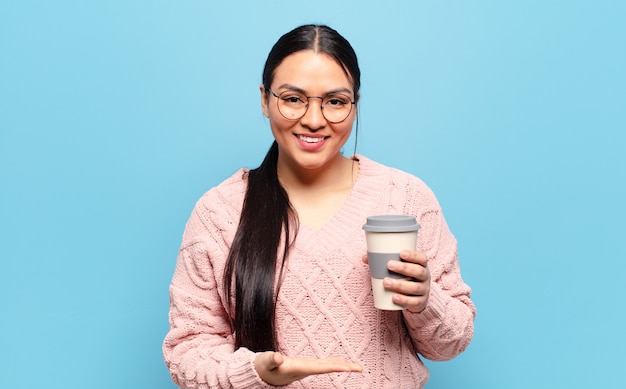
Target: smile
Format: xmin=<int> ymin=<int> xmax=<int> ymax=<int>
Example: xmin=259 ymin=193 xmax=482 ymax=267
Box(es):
xmin=297 ymin=135 xmax=327 ymax=143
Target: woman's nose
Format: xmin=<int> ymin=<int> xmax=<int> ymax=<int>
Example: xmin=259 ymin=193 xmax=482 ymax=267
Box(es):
xmin=299 ymin=98 xmax=326 ymax=130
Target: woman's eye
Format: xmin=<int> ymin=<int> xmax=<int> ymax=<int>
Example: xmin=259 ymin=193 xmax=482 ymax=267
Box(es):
xmin=326 ymin=96 xmax=349 ymax=106
xmin=283 ymin=96 xmax=305 ymax=104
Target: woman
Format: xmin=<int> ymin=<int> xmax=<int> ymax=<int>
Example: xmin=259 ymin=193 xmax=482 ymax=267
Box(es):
xmin=163 ymin=24 xmax=475 ymax=388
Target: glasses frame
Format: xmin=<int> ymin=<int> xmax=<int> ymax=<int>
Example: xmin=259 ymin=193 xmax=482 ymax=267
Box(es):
xmin=266 ymin=88 xmax=356 ymax=124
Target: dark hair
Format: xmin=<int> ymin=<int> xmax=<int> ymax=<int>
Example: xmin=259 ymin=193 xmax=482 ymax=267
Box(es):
xmin=224 ymin=24 xmax=361 ymax=352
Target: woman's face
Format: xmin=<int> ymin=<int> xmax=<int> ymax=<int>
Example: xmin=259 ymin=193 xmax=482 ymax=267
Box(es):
xmin=261 ymin=50 xmax=357 ymax=174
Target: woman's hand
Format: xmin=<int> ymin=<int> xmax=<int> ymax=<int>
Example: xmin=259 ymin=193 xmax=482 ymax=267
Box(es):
xmin=362 ymin=250 xmax=431 ymax=313
xmin=254 ymin=351 xmax=362 ymax=386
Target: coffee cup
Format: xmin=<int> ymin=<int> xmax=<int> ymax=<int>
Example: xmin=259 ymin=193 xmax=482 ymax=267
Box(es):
xmin=363 ymin=215 xmax=420 ymax=310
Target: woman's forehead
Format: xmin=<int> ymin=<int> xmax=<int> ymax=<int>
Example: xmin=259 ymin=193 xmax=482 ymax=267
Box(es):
xmin=271 ymin=51 xmax=353 ymax=92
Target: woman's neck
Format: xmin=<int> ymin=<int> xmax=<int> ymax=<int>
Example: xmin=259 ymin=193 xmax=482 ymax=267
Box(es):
xmin=277 ymin=154 xmax=357 ymax=193
xmin=277 ymin=154 xmax=359 ymax=230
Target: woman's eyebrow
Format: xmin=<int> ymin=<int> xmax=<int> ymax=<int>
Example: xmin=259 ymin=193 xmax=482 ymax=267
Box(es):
xmin=276 ymin=84 xmax=353 ymax=96
xmin=325 ymin=87 xmax=353 ymax=96
xmin=275 ymin=84 xmax=307 ymax=94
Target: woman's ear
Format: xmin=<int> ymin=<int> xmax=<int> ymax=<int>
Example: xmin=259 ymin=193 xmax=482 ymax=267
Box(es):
xmin=260 ymin=85 xmax=269 ymax=118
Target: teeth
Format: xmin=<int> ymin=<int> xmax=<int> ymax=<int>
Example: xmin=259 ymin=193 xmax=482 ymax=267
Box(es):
xmin=298 ymin=135 xmax=325 ymax=143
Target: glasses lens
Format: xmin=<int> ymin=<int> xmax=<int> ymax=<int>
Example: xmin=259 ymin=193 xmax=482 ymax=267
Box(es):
xmin=277 ymin=91 xmax=308 ymax=120
xmin=322 ymin=94 xmax=353 ymax=123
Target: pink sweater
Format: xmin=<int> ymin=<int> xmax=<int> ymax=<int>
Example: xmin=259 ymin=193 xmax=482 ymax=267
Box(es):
xmin=163 ymin=156 xmax=475 ymax=388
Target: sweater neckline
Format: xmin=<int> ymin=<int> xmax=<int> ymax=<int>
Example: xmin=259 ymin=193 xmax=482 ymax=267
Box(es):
xmin=294 ymin=155 xmax=382 ymax=251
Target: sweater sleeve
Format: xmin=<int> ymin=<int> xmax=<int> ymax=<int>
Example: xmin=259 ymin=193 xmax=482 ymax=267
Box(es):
xmin=402 ymin=190 xmax=476 ymax=361
xmin=162 ymin=196 xmax=272 ymax=388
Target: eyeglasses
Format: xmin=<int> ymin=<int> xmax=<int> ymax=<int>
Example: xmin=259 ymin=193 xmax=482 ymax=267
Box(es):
xmin=267 ymin=88 xmax=356 ymax=123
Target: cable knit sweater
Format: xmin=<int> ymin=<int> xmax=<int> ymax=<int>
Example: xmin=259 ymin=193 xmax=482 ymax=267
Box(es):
xmin=163 ymin=155 xmax=475 ymax=389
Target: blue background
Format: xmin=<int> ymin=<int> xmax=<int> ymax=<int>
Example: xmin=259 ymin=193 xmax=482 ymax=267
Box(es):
xmin=1 ymin=1 xmax=624 ymax=388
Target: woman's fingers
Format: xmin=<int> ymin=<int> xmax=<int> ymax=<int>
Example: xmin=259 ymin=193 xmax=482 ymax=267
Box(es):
xmin=383 ymin=277 xmax=429 ymax=296
xmin=383 ymin=250 xmax=431 ymax=312
xmin=399 ymin=249 xmax=428 ymax=267
xmin=255 ymin=352 xmax=362 ymax=386
xmin=282 ymin=356 xmax=362 ymax=375
xmin=387 ymin=251 xmax=429 ymax=280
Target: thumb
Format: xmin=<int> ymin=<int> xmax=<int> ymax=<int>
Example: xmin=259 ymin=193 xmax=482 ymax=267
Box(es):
xmin=270 ymin=352 xmax=285 ymax=369
xmin=260 ymin=351 xmax=284 ymax=371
